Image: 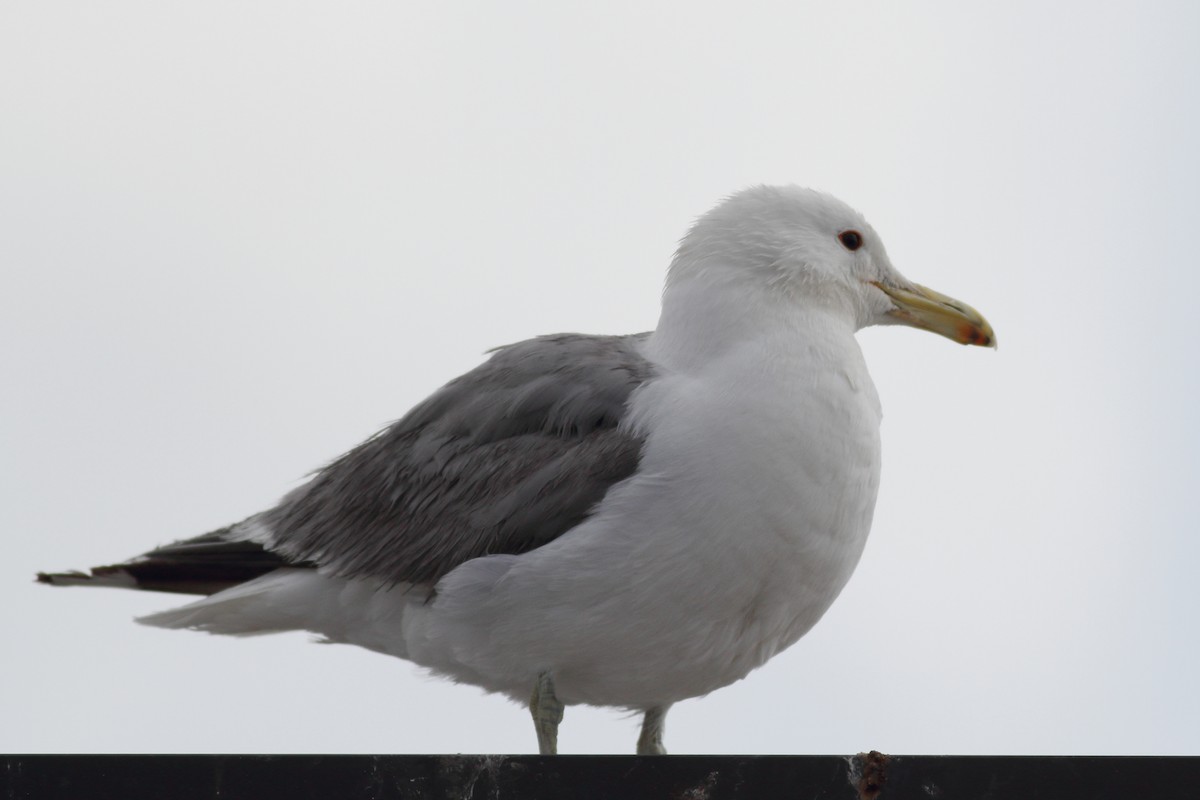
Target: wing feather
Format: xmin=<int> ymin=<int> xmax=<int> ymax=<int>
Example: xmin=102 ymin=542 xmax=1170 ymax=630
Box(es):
xmin=262 ymin=333 xmax=654 ymax=585
xmin=41 ymin=333 xmax=655 ymax=595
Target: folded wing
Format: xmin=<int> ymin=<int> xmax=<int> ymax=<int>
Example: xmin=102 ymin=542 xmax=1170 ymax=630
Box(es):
xmin=39 ymin=333 xmax=654 ymax=594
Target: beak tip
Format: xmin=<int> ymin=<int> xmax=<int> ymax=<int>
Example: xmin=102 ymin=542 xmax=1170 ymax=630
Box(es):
xmin=965 ymin=327 xmax=997 ymax=349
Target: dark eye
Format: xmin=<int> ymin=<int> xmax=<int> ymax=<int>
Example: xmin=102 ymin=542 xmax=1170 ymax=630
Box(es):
xmin=838 ymin=230 xmax=863 ymax=251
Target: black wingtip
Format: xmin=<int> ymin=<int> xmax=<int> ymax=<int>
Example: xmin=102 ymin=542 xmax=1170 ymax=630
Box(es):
xmin=36 ymin=570 xmax=88 ymax=586
xmin=36 ymin=530 xmax=301 ymax=596
xmin=36 ymin=567 xmax=139 ymax=589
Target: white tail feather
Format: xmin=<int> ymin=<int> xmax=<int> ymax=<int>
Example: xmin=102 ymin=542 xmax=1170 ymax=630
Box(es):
xmin=137 ymin=569 xmax=320 ymax=635
xmin=137 ymin=568 xmax=415 ymax=659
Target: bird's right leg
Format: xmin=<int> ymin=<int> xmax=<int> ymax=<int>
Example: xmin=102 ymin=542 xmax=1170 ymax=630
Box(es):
xmin=636 ymin=705 xmax=670 ymax=755
xmin=529 ymin=671 xmax=565 ymax=755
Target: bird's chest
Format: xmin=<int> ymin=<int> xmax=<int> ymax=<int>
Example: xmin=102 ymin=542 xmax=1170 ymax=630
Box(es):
xmin=703 ymin=365 xmax=879 ymax=570
xmin=624 ymin=349 xmax=883 ymax=673
xmin=643 ymin=348 xmax=881 ymax=539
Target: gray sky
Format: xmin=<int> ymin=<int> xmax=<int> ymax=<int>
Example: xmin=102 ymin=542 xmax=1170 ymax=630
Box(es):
xmin=3 ymin=1 xmax=1198 ymax=755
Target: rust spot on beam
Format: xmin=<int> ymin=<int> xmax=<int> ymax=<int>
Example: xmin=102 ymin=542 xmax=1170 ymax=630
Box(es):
xmin=852 ymin=750 xmax=891 ymax=800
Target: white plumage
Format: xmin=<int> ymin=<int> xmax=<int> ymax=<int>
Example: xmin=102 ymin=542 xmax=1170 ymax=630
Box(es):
xmin=45 ymin=185 xmax=995 ymax=754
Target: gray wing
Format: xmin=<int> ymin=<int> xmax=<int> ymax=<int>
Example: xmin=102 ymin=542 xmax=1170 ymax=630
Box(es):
xmin=260 ymin=332 xmax=655 ymax=586
xmin=37 ymin=333 xmax=654 ymax=595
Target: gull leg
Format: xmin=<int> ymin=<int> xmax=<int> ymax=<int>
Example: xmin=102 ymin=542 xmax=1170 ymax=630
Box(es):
xmin=529 ymin=671 xmax=565 ymax=755
xmin=636 ymin=705 xmax=670 ymax=755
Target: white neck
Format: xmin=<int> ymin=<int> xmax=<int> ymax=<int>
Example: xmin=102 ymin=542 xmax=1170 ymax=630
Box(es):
xmin=645 ymin=276 xmax=860 ymax=374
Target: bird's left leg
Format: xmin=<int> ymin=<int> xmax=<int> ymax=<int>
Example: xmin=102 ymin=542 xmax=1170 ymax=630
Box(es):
xmin=636 ymin=704 xmax=671 ymax=755
xmin=529 ymin=671 xmax=565 ymax=755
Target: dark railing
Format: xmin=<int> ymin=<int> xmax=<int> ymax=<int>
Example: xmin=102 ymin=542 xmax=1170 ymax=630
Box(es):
xmin=3 ymin=753 xmax=1197 ymax=799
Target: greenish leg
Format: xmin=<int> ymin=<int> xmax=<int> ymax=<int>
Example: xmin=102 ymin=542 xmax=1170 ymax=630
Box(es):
xmin=530 ymin=671 xmax=565 ymax=755
xmin=636 ymin=705 xmax=670 ymax=755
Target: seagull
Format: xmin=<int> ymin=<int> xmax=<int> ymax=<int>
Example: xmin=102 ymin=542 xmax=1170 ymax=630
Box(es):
xmin=39 ymin=185 xmax=994 ymax=755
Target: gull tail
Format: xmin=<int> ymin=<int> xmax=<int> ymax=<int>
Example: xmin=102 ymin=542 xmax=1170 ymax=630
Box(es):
xmin=136 ymin=568 xmax=415 ymax=662
xmin=38 ymin=520 xmax=413 ymax=656
xmin=137 ymin=568 xmax=326 ymax=635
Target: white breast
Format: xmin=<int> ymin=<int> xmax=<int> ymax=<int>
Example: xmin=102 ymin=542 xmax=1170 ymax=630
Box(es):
xmin=403 ymin=320 xmax=883 ymax=708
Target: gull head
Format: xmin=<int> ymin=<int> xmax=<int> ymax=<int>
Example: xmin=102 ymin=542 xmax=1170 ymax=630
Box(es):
xmin=665 ymin=185 xmax=995 ymax=348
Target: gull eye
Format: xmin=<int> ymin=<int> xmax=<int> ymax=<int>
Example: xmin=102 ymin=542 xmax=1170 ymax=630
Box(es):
xmin=838 ymin=230 xmax=864 ymax=251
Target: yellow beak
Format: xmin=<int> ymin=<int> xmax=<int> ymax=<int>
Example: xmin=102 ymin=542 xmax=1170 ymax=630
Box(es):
xmin=870 ymin=281 xmax=996 ymax=348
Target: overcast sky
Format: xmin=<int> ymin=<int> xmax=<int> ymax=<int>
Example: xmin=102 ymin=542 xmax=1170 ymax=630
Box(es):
xmin=3 ymin=2 xmax=1198 ymax=756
